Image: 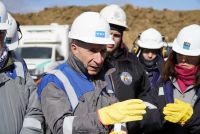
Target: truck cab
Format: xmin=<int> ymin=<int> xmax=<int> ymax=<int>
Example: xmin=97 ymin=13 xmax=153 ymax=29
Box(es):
xmin=17 ymin=23 xmax=69 ymax=81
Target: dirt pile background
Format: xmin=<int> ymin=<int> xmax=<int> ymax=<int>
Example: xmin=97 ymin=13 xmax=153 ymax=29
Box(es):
xmin=12 ymin=4 xmax=200 ymax=49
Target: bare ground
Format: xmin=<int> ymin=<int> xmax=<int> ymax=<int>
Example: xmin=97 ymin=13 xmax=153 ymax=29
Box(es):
xmin=12 ymin=4 xmax=200 ymax=49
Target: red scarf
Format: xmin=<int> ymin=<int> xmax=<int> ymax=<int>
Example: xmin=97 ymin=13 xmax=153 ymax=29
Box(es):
xmin=175 ymin=65 xmax=198 ymax=93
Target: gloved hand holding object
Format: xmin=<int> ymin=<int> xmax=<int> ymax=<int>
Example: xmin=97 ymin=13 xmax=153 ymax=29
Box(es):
xmin=98 ymin=99 xmax=146 ymax=125
xmin=163 ymin=98 xmax=193 ymax=125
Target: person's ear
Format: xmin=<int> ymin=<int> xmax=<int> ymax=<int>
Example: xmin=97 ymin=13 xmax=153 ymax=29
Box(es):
xmin=71 ymin=42 xmax=79 ymax=54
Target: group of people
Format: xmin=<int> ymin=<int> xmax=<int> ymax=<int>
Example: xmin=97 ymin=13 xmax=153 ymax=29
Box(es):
xmin=0 ymin=1 xmax=200 ymax=134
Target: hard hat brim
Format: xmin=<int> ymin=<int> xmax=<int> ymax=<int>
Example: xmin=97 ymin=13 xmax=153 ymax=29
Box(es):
xmin=68 ymin=33 xmax=115 ymax=45
xmin=172 ymin=39 xmax=200 ymax=56
xmin=107 ymin=19 xmax=129 ymax=31
xmin=6 ymin=35 xmax=19 ymax=51
xmin=0 ymin=23 xmax=10 ymax=30
xmin=137 ymin=40 xmax=164 ymax=49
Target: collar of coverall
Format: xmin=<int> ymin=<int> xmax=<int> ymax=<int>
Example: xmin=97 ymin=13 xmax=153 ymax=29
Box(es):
xmin=67 ymin=52 xmax=91 ymax=79
xmin=67 ymin=52 xmax=108 ymax=81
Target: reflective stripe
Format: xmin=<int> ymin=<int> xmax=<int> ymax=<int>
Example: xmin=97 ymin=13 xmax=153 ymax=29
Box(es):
xmin=159 ymin=87 xmax=164 ymax=96
xmin=63 ymin=116 xmax=76 ymax=134
xmin=22 ymin=117 xmax=41 ymax=129
xmin=49 ymin=70 xmax=79 ymax=110
xmin=14 ymin=61 xmax=24 ymax=78
xmin=144 ymin=101 xmax=157 ymax=109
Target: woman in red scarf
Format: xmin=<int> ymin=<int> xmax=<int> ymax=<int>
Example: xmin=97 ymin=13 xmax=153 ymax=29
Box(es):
xmin=147 ymin=24 xmax=200 ymax=134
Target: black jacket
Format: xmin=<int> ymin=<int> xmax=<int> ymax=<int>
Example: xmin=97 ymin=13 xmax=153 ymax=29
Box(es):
xmin=105 ymin=46 xmax=162 ymax=134
xmin=105 ymin=46 xmax=150 ymax=101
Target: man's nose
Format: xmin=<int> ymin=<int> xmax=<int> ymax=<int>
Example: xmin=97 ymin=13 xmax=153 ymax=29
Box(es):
xmin=111 ymin=34 xmax=114 ymax=40
xmin=181 ymin=56 xmax=187 ymax=63
xmin=148 ymin=52 xmax=153 ymax=58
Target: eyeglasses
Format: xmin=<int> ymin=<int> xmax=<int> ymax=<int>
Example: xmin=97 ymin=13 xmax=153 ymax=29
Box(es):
xmin=0 ymin=30 xmax=6 ymax=37
xmin=0 ymin=30 xmax=6 ymax=33
xmin=176 ymin=53 xmax=200 ymax=65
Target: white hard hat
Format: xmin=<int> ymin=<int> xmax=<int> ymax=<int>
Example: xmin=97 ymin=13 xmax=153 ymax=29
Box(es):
xmin=0 ymin=1 xmax=10 ymax=30
xmin=68 ymin=12 xmax=114 ymax=45
xmin=100 ymin=4 xmax=128 ymax=30
xmin=6 ymin=13 xmax=19 ymax=51
xmin=172 ymin=24 xmax=200 ymax=56
xmin=137 ymin=28 xmax=165 ymax=49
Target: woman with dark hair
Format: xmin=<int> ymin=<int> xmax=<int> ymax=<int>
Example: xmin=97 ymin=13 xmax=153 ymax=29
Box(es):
xmin=152 ymin=24 xmax=200 ymax=134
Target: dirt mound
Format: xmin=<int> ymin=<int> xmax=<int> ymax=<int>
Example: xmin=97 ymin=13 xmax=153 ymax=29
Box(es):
xmin=12 ymin=4 xmax=200 ymax=49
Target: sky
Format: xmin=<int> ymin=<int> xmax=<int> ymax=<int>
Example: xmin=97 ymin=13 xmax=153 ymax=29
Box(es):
xmin=2 ymin=0 xmax=200 ymax=13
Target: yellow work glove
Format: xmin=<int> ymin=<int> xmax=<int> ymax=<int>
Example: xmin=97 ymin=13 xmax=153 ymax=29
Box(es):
xmin=97 ymin=99 xmax=146 ymax=125
xmin=163 ymin=99 xmax=193 ymax=125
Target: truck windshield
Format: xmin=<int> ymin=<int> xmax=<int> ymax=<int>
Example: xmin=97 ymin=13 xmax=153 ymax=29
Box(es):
xmin=16 ymin=47 xmax=52 ymax=59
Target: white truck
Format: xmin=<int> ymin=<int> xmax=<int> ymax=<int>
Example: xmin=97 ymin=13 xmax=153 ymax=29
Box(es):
xmin=16 ymin=23 xmax=70 ymax=80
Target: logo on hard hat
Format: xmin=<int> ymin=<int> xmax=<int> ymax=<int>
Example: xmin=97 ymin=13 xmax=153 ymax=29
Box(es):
xmin=183 ymin=42 xmax=191 ymax=50
xmin=96 ymin=31 xmax=105 ymax=38
xmin=120 ymin=72 xmax=132 ymax=85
